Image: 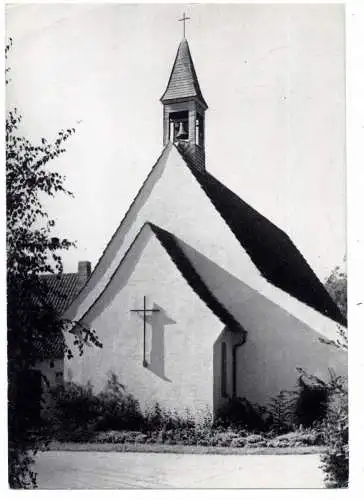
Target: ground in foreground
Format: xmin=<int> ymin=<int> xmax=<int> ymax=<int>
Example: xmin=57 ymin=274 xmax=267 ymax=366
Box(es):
xmin=35 ymin=451 xmax=324 ymax=489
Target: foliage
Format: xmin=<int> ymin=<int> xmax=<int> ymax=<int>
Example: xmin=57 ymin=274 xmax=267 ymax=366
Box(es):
xmin=215 ymin=396 xmax=269 ymax=431
xmin=46 ymin=381 xmax=101 ymax=442
xmin=325 ymin=263 xmax=347 ymax=318
xmin=294 ymin=368 xmax=348 ymax=488
xmin=7 ymin=447 xmax=37 ymax=489
xmin=144 ymin=402 xmax=165 ymax=431
xmin=90 ymin=426 xmax=322 ymax=449
xmin=294 ymin=368 xmax=330 ymax=428
xmin=300 ymin=323 xmax=348 ymax=488
xmin=44 ymin=376 xmax=336 ymax=452
xmin=48 ymin=374 xmax=144 ymax=441
xmin=320 ymin=381 xmax=349 ymax=488
xmin=97 ymin=372 xmax=143 ymax=431
xmin=268 ymin=390 xmax=297 ymax=433
xmin=267 ymin=368 xmax=346 ymax=433
xmin=6 ymin=39 xmax=102 ymax=487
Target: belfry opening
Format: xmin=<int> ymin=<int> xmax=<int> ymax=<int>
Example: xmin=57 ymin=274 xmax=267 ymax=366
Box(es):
xmin=161 ymin=36 xmax=208 ymax=171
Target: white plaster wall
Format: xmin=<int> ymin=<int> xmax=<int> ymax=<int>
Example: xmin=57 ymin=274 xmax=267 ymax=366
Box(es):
xmin=233 ymin=296 xmax=347 ymax=407
xmin=173 ymin=244 xmax=347 ymax=407
xmin=65 ymin=227 xmax=224 ymax=418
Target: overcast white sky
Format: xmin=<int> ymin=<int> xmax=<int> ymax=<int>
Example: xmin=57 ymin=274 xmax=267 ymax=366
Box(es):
xmin=6 ymin=2 xmax=346 ymax=281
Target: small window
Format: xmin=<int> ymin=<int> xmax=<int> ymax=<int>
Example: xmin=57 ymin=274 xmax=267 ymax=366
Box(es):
xmin=49 ymin=360 xmax=54 ymax=368
xmin=221 ymin=341 xmax=228 ymax=397
xmin=196 ymin=113 xmax=204 ymax=147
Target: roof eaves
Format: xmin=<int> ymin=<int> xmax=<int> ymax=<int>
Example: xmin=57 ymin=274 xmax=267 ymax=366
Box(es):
xmin=149 ymin=223 xmax=242 ymax=332
xmin=78 ymin=221 xmax=243 ymax=334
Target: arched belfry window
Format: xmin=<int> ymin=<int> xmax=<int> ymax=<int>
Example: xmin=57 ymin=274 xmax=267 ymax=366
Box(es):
xmin=221 ymin=341 xmax=228 ymax=397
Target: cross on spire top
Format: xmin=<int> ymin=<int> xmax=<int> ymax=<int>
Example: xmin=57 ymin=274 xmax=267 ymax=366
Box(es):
xmin=178 ymin=12 xmax=190 ymax=38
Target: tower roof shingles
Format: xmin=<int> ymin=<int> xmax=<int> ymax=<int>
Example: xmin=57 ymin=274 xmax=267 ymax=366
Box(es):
xmin=161 ymin=38 xmax=208 ymax=108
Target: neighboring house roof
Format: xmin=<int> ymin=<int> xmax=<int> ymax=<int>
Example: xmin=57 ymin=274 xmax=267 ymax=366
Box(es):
xmin=31 ymin=273 xmax=80 ymax=360
xmin=179 ymin=152 xmax=345 ymax=326
xmin=160 ymin=38 xmax=208 ymax=108
xmin=40 ymin=273 xmax=80 ymax=315
xmin=40 ymin=261 xmax=91 ymax=315
xmin=35 ymin=263 xmax=91 ymax=359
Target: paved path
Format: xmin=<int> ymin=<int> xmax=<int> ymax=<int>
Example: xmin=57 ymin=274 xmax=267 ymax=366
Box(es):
xmin=35 ymin=451 xmax=325 ymax=489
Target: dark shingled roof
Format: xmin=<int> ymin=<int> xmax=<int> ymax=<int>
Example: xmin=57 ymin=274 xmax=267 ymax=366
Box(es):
xmin=177 ymin=152 xmax=346 ymax=326
xmin=149 ymin=223 xmax=243 ymax=333
xmin=35 ymin=272 xmax=86 ymax=359
xmin=40 ymin=273 xmax=80 ymax=315
xmin=160 ymin=38 xmax=208 ymax=108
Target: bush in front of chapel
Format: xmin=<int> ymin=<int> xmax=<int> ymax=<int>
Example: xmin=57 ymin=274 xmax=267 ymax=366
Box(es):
xmin=48 ymin=373 xmax=144 ymax=441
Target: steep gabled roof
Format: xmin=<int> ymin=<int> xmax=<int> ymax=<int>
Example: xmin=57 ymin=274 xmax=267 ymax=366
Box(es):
xmin=161 ymin=38 xmax=208 ymax=108
xmin=65 ymin=143 xmax=344 ymax=329
xmin=180 ymin=155 xmax=346 ymax=326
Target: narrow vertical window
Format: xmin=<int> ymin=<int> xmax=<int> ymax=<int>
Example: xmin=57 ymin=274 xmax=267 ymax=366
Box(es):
xmin=195 ymin=118 xmax=200 ymax=146
xmin=221 ymin=341 xmax=227 ymax=397
xmin=196 ymin=113 xmax=204 ymax=147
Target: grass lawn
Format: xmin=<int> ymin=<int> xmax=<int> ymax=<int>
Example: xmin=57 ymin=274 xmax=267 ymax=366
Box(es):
xmin=47 ymin=441 xmax=326 ymax=455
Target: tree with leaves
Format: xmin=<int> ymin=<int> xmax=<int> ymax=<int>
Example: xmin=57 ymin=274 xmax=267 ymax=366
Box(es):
xmin=325 ymin=262 xmax=347 ymax=318
xmin=6 ymin=39 xmax=102 ymax=488
xmin=297 ymin=331 xmax=348 ymax=488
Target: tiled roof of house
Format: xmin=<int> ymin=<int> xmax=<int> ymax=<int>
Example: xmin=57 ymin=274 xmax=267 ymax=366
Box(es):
xmin=180 ymin=157 xmax=346 ymax=326
xmin=160 ymin=38 xmax=208 ymax=108
xmin=30 ymin=273 xmax=81 ymax=360
xmin=40 ymin=273 xmax=80 ymax=314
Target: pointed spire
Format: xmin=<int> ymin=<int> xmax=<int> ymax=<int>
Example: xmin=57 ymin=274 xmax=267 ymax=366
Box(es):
xmin=160 ymin=38 xmax=208 ymax=109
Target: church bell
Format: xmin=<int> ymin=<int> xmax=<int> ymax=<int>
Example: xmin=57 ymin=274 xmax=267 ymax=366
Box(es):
xmin=175 ymin=121 xmax=188 ymax=140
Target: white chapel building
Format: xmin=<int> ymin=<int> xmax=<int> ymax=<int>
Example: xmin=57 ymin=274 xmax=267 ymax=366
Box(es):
xmin=63 ymin=35 xmax=347 ymax=418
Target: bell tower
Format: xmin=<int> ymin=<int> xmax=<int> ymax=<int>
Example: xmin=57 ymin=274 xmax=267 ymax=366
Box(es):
xmin=160 ymin=24 xmax=208 ymax=171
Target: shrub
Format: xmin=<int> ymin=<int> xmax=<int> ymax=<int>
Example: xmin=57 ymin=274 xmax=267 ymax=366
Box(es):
xmin=268 ymin=390 xmax=297 ymax=434
xmin=96 ymin=373 xmax=143 ymax=431
xmin=215 ymin=397 xmax=268 ymax=431
xmin=143 ymin=402 xmax=165 ymax=431
xmin=48 ymin=381 xmax=100 ymax=442
xmin=48 ymin=373 xmax=144 ymax=440
xmin=295 ymin=371 xmax=329 ymax=428
xmin=267 ymin=370 xmax=333 ymax=434
xmin=320 ymin=379 xmax=348 ymax=488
